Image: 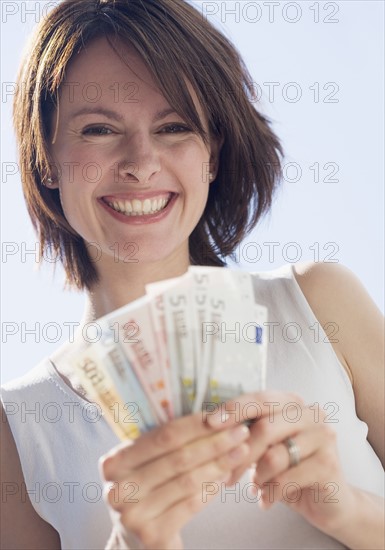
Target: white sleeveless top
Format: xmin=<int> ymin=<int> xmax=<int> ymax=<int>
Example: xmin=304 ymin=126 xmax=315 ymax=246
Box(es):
xmin=2 ymin=264 xmax=384 ymax=549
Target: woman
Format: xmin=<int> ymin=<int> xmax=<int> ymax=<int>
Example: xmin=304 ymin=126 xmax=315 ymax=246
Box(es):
xmin=1 ymin=0 xmax=384 ymax=548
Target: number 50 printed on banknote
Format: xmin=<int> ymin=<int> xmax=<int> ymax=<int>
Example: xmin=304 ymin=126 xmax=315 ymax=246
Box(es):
xmin=69 ymin=267 xmax=268 ymax=439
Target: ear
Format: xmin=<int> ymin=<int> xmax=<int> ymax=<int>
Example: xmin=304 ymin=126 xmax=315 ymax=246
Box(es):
xmin=43 ymin=177 xmax=60 ymax=189
xmin=43 ymin=154 xmax=61 ymax=189
xmin=208 ymin=133 xmax=224 ymax=181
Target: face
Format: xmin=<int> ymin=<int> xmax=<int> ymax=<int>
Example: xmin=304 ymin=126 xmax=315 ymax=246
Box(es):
xmin=49 ymin=37 xmax=221 ymax=271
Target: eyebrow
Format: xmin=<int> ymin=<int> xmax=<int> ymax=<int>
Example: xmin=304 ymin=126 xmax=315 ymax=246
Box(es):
xmin=69 ymin=106 xmax=180 ymax=122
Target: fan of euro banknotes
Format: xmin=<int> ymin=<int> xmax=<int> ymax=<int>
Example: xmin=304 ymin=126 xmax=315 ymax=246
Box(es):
xmin=69 ymin=266 xmax=268 ymax=440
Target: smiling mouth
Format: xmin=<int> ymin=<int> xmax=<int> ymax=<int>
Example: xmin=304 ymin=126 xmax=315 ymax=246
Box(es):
xmin=102 ymin=193 xmax=173 ymax=216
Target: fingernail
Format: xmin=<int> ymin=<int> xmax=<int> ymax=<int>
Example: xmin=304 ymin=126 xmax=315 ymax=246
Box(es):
xmin=220 ymin=472 xmax=232 ymax=484
xmin=259 ymin=491 xmax=272 ymax=510
xmin=207 ymin=410 xmax=230 ymax=427
xmin=230 ymin=425 xmax=250 ymax=442
xmin=229 ymin=443 xmax=248 ymax=461
xmin=248 ymin=464 xmax=257 ymax=483
xmin=249 ymin=484 xmax=259 ymax=497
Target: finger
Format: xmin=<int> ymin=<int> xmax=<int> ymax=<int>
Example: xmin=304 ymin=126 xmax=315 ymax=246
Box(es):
xmin=125 ymin=442 xmax=250 ymax=520
xmin=205 ymin=392 xmax=305 ymax=428
xmin=255 ymin=424 xmax=334 ymax=485
xmin=258 ymin=440 xmax=341 ymax=511
xmin=127 ymin=424 xmax=250 ymax=492
xmin=101 ymin=411 xmax=230 ymax=480
xmin=119 ymin=475 xmax=231 ymax=549
xmin=227 ymin=405 xmax=316 ymax=486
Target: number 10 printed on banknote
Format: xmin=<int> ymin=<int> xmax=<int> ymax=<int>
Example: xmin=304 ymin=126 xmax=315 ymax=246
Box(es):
xmin=68 ymin=267 xmax=268 ymax=440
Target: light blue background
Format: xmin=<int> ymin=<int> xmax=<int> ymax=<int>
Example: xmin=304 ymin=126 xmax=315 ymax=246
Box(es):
xmin=1 ymin=1 xmax=384 ymax=384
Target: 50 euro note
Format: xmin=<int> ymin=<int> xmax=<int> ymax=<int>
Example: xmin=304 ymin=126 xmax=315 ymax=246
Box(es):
xmin=67 ymin=266 xmax=269 ymax=437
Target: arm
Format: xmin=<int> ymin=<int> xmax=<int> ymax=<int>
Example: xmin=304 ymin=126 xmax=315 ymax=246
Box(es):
xmin=0 ymin=404 xmax=61 ymax=549
xmin=293 ymin=261 xmax=384 ymax=549
xmin=293 ymin=261 xmax=384 ymax=466
xmin=222 ymin=261 xmax=384 ymax=549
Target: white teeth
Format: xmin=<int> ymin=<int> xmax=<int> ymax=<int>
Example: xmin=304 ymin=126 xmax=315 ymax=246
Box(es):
xmin=132 ymin=199 xmax=142 ymax=213
xmin=106 ymin=195 xmax=171 ymax=216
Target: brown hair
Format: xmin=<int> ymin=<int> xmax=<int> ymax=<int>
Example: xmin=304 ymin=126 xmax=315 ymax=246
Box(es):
xmin=13 ymin=0 xmax=283 ymax=290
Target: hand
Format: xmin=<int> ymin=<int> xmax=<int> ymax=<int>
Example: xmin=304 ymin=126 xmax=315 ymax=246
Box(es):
xmin=206 ymin=392 xmax=353 ymax=537
xmin=99 ymin=412 xmax=250 ymax=550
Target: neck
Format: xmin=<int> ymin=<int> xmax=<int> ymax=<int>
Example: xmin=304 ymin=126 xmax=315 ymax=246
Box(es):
xmin=82 ymin=246 xmax=190 ymax=321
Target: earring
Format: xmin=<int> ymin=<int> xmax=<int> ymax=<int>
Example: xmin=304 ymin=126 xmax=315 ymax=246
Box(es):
xmin=209 ymin=172 xmax=214 ymax=181
xmin=46 ymin=177 xmax=54 ymax=186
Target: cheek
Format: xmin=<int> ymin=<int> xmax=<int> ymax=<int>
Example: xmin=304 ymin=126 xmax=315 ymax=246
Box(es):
xmin=54 ymin=143 xmax=110 ymax=185
xmin=58 ymin=180 xmax=97 ymax=241
xmin=167 ymin=143 xmax=211 ymax=189
xmin=55 ymin=147 xmax=103 ymax=213
xmin=59 ymin=187 xmax=82 ymax=231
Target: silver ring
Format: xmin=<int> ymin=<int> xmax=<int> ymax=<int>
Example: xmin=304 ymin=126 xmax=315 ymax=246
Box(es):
xmin=284 ymin=437 xmax=300 ymax=467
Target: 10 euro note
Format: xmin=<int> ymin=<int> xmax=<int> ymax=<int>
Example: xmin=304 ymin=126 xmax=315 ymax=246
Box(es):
xmin=147 ymin=272 xmax=197 ymax=416
xmin=105 ymin=295 xmax=169 ymax=424
xmin=68 ymin=266 xmax=269 ymax=440
xmin=97 ymin=319 xmax=159 ymax=432
xmin=67 ymin=338 xmax=144 ymax=441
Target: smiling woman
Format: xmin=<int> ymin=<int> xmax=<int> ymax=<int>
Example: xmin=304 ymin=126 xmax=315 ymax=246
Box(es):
xmin=13 ymin=0 xmax=282 ymax=290
xmin=1 ymin=1 xmax=384 ymax=550
xmin=46 ymin=36 xmax=223 ymax=285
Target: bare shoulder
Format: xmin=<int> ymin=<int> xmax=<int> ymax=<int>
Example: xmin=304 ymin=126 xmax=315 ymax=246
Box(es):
xmin=291 ymin=261 xmax=384 ymax=360
xmin=292 ymin=261 xmax=385 ymax=466
xmin=1 ymin=403 xmax=61 ymax=549
xmin=291 ymin=260 xmax=374 ymax=311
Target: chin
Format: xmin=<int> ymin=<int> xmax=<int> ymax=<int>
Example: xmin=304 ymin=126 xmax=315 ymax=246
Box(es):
xmin=118 ymin=241 xmax=185 ymax=265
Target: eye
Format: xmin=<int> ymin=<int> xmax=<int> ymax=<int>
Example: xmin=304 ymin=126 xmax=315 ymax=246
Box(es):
xmin=82 ymin=126 xmax=113 ymax=136
xmin=160 ymin=124 xmax=192 ymax=134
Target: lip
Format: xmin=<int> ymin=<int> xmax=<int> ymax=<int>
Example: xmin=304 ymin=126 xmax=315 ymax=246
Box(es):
xmin=98 ymin=192 xmax=178 ymax=225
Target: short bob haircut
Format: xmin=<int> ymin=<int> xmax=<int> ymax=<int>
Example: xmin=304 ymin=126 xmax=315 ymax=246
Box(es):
xmin=13 ymin=0 xmax=283 ymax=290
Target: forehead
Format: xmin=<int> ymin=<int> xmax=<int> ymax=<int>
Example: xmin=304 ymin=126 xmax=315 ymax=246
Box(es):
xmin=54 ymin=37 xmax=208 ymax=128
xmin=57 ymin=35 xmax=207 ymax=125
xmin=59 ymin=36 xmax=162 ymax=105
xmin=63 ymin=36 xmax=152 ymax=86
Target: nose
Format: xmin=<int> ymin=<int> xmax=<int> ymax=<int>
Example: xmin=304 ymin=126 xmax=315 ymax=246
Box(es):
xmin=117 ymin=132 xmax=161 ymax=186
